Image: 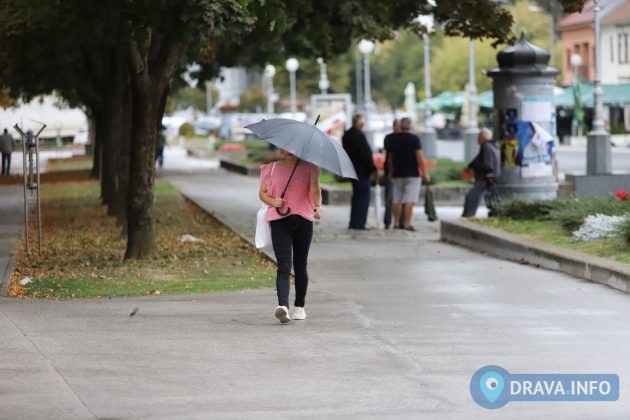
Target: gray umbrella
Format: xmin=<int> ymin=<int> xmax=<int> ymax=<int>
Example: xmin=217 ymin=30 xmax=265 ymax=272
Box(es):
xmin=245 ymin=118 xmax=358 ymax=180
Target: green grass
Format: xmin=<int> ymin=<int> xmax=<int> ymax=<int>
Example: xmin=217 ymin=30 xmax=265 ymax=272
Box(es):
xmin=11 ymin=180 xmax=276 ymax=299
xmin=319 ymin=170 xmax=351 ymax=186
xmin=46 ymin=156 xmax=93 ymax=172
xmin=432 ymin=180 xmax=471 ymax=188
xmin=27 ymin=265 xmax=274 ymax=299
xmin=473 ymin=218 xmax=630 ymax=264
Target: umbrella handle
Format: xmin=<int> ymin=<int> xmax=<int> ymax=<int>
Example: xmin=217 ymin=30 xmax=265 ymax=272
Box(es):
xmin=276 ymin=206 xmax=291 ymax=216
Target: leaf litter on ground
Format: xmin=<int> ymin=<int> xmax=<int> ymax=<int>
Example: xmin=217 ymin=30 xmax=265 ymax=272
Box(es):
xmin=9 ymin=180 xmax=275 ymax=299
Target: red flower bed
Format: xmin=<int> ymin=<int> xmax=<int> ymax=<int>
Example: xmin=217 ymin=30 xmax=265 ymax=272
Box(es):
xmin=218 ymin=143 xmax=247 ymax=153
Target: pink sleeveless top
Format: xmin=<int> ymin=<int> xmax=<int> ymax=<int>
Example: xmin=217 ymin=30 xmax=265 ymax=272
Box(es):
xmin=260 ymin=161 xmax=320 ymax=222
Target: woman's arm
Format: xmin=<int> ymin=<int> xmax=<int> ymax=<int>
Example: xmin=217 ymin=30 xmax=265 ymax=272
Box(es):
xmin=309 ymin=177 xmax=322 ymax=219
xmin=259 ymin=182 xmax=283 ymax=208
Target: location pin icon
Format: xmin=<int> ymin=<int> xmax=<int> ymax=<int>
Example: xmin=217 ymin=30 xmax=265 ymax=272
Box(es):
xmin=480 ymin=371 xmax=504 ymax=403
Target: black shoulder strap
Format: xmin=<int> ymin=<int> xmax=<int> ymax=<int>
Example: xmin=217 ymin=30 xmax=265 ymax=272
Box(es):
xmin=279 ymin=158 xmax=301 ymax=199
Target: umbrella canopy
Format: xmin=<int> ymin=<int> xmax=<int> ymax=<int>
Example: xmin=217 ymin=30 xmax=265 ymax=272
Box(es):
xmin=245 ymin=118 xmax=358 ymax=180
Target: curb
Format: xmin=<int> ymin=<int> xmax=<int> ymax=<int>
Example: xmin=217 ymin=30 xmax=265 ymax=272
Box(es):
xmin=440 ymin=219 xmax=630 ymax=294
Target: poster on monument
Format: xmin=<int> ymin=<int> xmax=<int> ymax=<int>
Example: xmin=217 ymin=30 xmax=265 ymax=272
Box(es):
xmin=521 ymin=95 xmax=553 ymax=123
xmin=516 ymin=121 xmax=554 ymax=178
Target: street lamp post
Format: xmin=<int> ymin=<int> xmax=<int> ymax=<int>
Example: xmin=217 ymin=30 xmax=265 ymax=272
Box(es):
xmin=570 ymin=53 xmax=583 ymax=139
xmin=421 ymin=33 xmax=437 ymax=158
xmin=317 ymin=58 xmax=330 ymax=94
xmin=355 ymin=49 xmax=363 ymax=112
xmin=358 ymin=40 xmax=375 ymax=148
xmin=285 ymin=58 xmax=299 ymax=119
xmin=587 ymin=0 xmax=612 ymax=174
xmin=358 ymin=40 xmax=375 ymax=112
xmin=464 ymin=38 xmax=479 ymax=162
xmin=263 ymin=64 xmax=276 ymax=115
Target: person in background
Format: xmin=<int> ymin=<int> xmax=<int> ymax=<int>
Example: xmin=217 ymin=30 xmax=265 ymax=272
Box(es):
xmin=462 ymin=127 xmax=500 ymax=217
xmin=259 ymin=150 xmax=322 ymax=324
xmin=389 ymin=117 xmax=430 ymax=231
xmin=342 ymin=113 xmax=376 ymax=230
xmin=383 ymin=118 xmax=401 ymax=229
xmin=156 ymin=125 xmax=166 ymax=168
xmin=0 ymin=128 xmax=15 ymax=176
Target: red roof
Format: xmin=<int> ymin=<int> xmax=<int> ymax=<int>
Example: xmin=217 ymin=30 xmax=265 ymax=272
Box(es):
xmin=602 ymin=0 xmax=630 ymax=25
xmin=558 ymin=0 xmax=623 ymax=31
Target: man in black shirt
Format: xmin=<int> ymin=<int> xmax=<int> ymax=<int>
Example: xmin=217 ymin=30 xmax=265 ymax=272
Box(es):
xmin=388 ymin=117 xmax=430 ymax=231
xmin=382 ymin=118 xmax=400 ymax=229
xmin=342 ymin=114 xmax=377 ymax=230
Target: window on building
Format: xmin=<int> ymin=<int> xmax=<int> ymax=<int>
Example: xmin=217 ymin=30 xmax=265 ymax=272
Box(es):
xmin=619 ymin=33 xmax=629 ymax=63
xmin=610 ymin=36 xmax=614 ymax=62
xmin=583 ymin=42 xmax=590 ymax=79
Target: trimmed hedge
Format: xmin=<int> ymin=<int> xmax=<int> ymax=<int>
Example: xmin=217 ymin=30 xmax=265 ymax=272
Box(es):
xmin=496 ymin=196 xmax=630 ymax=234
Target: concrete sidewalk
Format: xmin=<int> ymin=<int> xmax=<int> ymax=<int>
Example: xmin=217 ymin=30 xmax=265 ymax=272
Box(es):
xmin=0 ymin=185 xmax=23 ymax=292
xmin=0 ymin=169 xmax=629 ymax=419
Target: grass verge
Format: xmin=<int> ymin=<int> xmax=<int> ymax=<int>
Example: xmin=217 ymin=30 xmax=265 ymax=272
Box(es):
xmin=472 ymin=218 xmax=630 ymax=264
xmin=9 ymin=180 xmax=275 ymax=298
xmin=46 ymin=155 xmax=93 ymax=171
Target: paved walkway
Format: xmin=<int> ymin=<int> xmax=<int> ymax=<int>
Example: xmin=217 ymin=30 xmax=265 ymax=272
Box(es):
xmin=0 ymin=163 xmax=629 ymax=418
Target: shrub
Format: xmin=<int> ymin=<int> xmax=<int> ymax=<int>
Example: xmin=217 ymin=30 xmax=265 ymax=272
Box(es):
xmin=494 ymin=198 xmax=560 ymax=220
xmin=425 ymin=159 xmax=469 ymax=185
xmin=247 ymin=149 xmax=273 ymax=164
xmin=494 ymin=195 xmax=630 ymax=233
xmin=572 ymin=214 xmax=629 ymax=241
xmin=179 ymin=122 xmax=195 ymax=138
xmin=621 ymin=218 xmax=630 ymax=245
xmin=549 ymin=196 xmax=630 ymax=233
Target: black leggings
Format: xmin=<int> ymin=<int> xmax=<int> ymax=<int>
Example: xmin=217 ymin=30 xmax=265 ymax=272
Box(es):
xmin=270 ymin=215 xmax=313 ymax=308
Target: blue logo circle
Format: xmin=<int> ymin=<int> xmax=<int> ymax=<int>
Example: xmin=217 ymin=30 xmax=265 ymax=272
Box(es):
xmin=470 ymin=365 xmax=510 ymax=409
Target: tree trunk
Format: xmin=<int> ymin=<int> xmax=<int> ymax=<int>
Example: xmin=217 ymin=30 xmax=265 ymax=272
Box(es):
xmin=106 ymin=55 xmax=132 ymax=227
xmin=112 ymin=86 xmax=132 ymax=231
xmin=125 ymin=33 xmax=188 ymax=259
xmin=125 ymin=76 xmax=159 ymax=259
xmin=91 ymin=121 xmax=101 ymax=179
xmin=99 ymin=108 xmax=115 ymax=207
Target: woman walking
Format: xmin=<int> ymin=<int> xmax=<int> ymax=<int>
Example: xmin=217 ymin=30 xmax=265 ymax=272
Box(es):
xmin=259 ymin=150 xmax=322 ymax=323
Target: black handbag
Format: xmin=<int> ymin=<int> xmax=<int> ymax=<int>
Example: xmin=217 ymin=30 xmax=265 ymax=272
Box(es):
xmin=484 ymin=183 xmax=501 ymax=217
xmin=424 ymin=186 xmax=438 ymax=222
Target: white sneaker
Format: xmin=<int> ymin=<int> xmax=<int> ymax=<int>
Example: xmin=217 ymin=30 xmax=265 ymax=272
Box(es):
xmin=274 ymin=306 xmax=291 ymax=323
xmin=292 ymin=307 xmax=306 ymax=320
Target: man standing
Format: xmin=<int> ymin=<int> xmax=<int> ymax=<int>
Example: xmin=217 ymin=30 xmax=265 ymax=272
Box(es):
xmin=383 ymin=118 xmax=400 ymax=229
xmin=462 ymin=127 xmax=500 ymax=217
xmin=388 ymin=117 xmax=430 ymax=231
xmin=0 ymin=128 xmax=15 ymax=176
xmin=342 ymin=114 xmax=376 ymax=230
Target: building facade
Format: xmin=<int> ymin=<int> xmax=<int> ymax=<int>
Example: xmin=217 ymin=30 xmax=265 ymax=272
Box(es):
xmin=601 ymin=0 xmax=630 ymax=83
xmin=558 ymin=0 xmax=625 ymax=85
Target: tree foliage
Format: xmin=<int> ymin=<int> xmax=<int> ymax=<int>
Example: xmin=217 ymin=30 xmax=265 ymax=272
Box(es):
xmin=0 ymin=0 xmax=588 ymax=259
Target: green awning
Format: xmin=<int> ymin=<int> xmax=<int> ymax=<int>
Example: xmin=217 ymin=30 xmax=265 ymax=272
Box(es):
xmin=417 ymin=91 xmax=460 ymax=111
xmin=477 ymin=90 xmax=493 ymax=109
xmin=415 ymin=82 xmax=630 ymax=111
xmin=555 ymin=82 xmax=630 ymax=108
xmin=418 ymin=90 xmax=493 ymax=111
